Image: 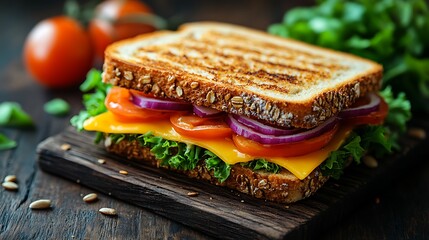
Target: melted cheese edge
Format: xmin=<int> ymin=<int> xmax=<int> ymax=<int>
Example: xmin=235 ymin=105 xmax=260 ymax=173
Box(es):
xmin=83 ymin=111 xmax=352 ymax=180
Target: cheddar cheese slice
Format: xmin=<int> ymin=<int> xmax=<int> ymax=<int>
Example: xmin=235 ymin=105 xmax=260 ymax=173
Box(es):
xmin=84 ymin=111 xmax=352 ymax=180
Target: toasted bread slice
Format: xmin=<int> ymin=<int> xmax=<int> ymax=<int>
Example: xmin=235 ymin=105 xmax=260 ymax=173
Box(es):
xmin=105 ymin=135 xmax=329 ymax=203
xmin=103 ymin=22 xmax=383 ymax=129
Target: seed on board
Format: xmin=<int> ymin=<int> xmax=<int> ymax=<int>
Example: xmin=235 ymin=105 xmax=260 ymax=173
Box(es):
xmin=407 ymin=127 xmax=426 ymax=140
xmin=60 ymin=143 xmax=71 ymax=151
xmin=29 ymin=199 xmax=51 ymax=209
xmin=4 ymin=175 xmax=17 ymax=183
xmin=83 ymin=193 xmax=98 ymax=203
xmin=99 ymin=207 xmax=117 ymax=216
xmin=97 ymin=159 xmax=106 ymax=164
xmin=2 ymin=181 xmax=18 ymax=191
xmin=119 ymin=170 xmax=128 ymax=175
xmin=187 ymin=191 xmax=199 ymax=197
xmin=363 ymin=155 xmax=378 ymax=168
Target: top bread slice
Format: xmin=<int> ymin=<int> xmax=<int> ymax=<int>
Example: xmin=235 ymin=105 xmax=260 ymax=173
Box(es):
xmin=102 ymin=22 xmax=383 ymax=129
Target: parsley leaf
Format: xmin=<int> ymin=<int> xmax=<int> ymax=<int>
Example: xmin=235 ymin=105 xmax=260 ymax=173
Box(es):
xmin=380 ymin=86 xmax=412 ymax=133
xmin=269 ymin=0 xmax=429 ymax=113
xmin=70 ymin=69 xmax=111 ymax=131
xmin=44 ymin=98 xmax=70 ymax=116
xmin=0 ymin=133 xmax=17 ymax=150
xmin=0 ymin=102 xmax=34 ymax=128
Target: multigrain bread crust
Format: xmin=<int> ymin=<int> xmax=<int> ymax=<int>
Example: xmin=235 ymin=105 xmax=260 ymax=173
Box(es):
xmin=102 ymin=22 xmax=383 ymax=129
xmin=106 ymin=137 xmax=329 ymax=203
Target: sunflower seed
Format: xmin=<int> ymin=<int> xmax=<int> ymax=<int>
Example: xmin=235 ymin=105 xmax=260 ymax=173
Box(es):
xmin=114 ymin=68 xmax=121 ymax=77
xmin=152 ymin=83 xmax=160 ymax=94
xmin=124 ymin=71 xmax=133 ymax=80
xmin=190 ymin=82 xmax=199 ymax=89
xmin=224 ymin=93 xmax=231 ymax=101
xmin=176 ymin=86 xmax=183 ymax=97
xmin=119 ymin=170 xmax=128 ymax=175
xmin=407 ymin=127 xmax=426 ymax=140
xmin=2 ymin=181 xmax=18 ymax=191
xmin=4 ymin=175 xmax=17 ymax=183
xmin=60 ymin=143 xmax=71 ymax=151
xmin=206 ymin=91 xmax=216 ymax=104
xmin=167 ymin=75 xmax=176 ymax=83
xmin=83 ymin=193 xmax=98 ymax=203
xmin=99 ymin=207 xmax=117 ymax=216
xmin=29 ymin=199 xmax=51 ymax=209
xmin=231 ymin=96 xmax=243 ymax=108
xmin=139 ymin=75 xmax=152 ymax=84
xmin=363 ymin=155 xmax=378 ymax=168
xmin=187 ymin=191 xmax=199 ymax=197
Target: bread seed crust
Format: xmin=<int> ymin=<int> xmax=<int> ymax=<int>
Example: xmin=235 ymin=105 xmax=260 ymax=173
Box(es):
xmin=106 ymin=136 xmax=329 ymax=203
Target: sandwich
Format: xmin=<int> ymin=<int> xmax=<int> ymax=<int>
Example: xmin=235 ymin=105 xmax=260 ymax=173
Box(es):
xmin=75 ymin=22 xmax=390 ymax=203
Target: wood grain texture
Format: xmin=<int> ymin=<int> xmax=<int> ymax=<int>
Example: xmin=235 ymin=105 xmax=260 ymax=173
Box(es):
xmin=37 ymin=121 xmax=429 ymax=240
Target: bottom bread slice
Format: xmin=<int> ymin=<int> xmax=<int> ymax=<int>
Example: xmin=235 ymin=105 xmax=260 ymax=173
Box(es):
xmin=105 ymin=137 xmax=329 ymax=203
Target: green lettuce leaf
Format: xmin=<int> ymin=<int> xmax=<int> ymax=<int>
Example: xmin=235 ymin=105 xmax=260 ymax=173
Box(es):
xmin=269 ymin=0 xmax=429 ymax=113
xmin=241 ymin=159 xmax=281 ymax=174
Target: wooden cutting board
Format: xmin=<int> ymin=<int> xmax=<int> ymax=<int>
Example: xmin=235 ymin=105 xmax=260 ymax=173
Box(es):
xmin=36 ymin=120 xmax=428 ymax=240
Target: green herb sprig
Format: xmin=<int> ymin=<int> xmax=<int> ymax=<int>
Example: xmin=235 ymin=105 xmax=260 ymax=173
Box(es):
xmin=70 ymin=69 xmax=111 ymax=131
xmin=269 ymin=0 xmax=429 ymax=112
xmin=0 ymin=102 xmax=34 ymax=128
xmin=0 ymin=133 xmax=17 ymax=150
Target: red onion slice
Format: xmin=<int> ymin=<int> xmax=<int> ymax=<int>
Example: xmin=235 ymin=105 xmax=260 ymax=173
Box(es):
xmin=339 ymin=93 xmax=381 ymax=118
xmin=130 ymin=91 xmax=192 ymax=112
xmin=193 ymin=105 xmax=223 ymax=118
xmin=226 ymin=114 xmax=338 ymax=145
xmin=233 ymin=114 xmax=301 ymax=136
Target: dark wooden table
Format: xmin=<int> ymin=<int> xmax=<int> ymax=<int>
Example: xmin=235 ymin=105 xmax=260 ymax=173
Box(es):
xmin=1 ymin=1 xmax=429 ymax=239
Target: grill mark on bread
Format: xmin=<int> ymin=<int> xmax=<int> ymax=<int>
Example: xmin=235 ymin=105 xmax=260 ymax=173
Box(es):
xmin=137 ymin=44 xmax=333 ymax=89
xmin=190 ymin=32 xmax=345 ymax=68
xmin=157 ymin=38 xmax=343 ymax=73
xmin=138 ymin=40 xmax=340 ymax=76
xmin=155 ymin=51 xmax=299 ymax=93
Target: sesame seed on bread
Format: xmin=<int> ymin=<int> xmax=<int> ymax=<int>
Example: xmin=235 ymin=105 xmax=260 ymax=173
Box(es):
xmin=102 ymin=21 xmax=383 ymax=129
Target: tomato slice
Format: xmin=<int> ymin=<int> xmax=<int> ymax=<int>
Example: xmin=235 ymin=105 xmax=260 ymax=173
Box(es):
xmin=170 ymin=113 xmax=232 ymax=139
xmin=105 ymin=87 xmax=171 ymax=122
xmin=232 ymin=123 xmax=339 ymax=158
xmin=343 ymin=95 xmax=389 ymax=126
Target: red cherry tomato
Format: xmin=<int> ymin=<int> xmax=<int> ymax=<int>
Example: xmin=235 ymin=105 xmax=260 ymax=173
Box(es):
xmin=88 ymin=0 xmax=156 ymax=63
xmin=24 ymin=16 xmax=93 ymax=88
